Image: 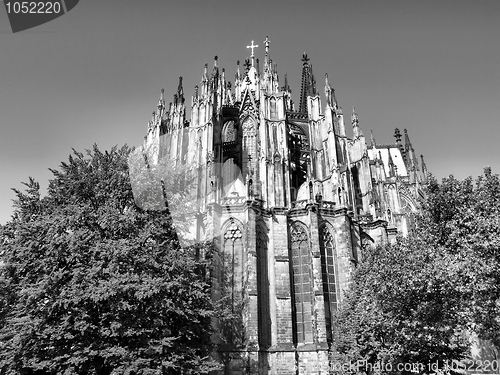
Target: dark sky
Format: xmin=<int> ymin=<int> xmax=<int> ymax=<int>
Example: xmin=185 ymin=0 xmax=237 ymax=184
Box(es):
xmin=1 ymin=0 xmax=499 ymax=224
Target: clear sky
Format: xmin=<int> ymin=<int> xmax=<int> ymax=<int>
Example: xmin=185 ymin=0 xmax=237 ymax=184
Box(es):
xmin=1 ymin=0 xmax=499 ymax=225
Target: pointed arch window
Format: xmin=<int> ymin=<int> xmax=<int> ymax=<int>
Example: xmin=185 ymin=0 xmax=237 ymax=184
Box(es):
xmin=270 ymin=97 xmax=277 ymax=119
xmin=222 ymin=120 xmax=237 ymax=143
xmin=319 ymin=224 xmax=338 ymax=342
xmin=290 ymin=222 xmax=313 ymax=344
xmin=223 ymin=221 xmax=243 ymax=310
xmin=256 ymin=223 xmax=271 ymax=348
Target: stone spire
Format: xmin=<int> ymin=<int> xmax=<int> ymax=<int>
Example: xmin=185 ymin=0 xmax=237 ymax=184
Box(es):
xmin=282 ymin=72 xmax=290 ymax=92
xmin=201 ymin=63 xmax=209 ymax=96
xmin=421 ymin=154 xmax=428 ymax=179
xmin=299 ymin=53 xmax=315 ymax=113
xmin=404 ymin=128 xmax=412 ymax=153
xmin=404 ymin=129 xmax=415 ymax=168
xmin=324 ymin=73 xmax=337 ymax=109
xmin=351 ymin=107 xmax=360 ymax=137
xmin=370 ymin=129 xmax=376 ymax=148
xmin=157 ymin=88 xmax=165 ymax=114
xmin=176 ymin=77 xmax=185 ymax=104
xmin=263 ymin=35 xmax=270 ymax=66
xmin=394 ymin=128 xmax=402 ymax=145
xmin=388 ymin=149 xmax=396 ymax=177
xmin=236 ymin=60 xmax=241 ymax=80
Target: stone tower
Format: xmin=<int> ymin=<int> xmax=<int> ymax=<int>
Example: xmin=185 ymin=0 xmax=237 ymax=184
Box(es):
xmin=141 ymin=37 xmax=427 ymax=374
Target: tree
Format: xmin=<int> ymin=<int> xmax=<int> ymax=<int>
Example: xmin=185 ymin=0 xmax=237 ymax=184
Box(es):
xmin=423 ymin=170 xmax=500 ymax=348
xmin=332 ymin=235 xmax=469 ymax=375
xmin=0 ymin=145 xmax=218 ymax=374
xmin=332 ymin=168 xmax=500 ymax=374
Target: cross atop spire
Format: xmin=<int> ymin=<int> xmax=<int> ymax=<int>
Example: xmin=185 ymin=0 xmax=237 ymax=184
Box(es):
xmin=247 ymin=40 xmax=259 ymax=57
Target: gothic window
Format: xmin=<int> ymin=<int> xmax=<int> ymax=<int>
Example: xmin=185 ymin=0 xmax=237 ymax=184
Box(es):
xmin=351 ymin=166 xmax=363 ymax=214
xmin=242 ymin=118 xmax=256 ymax=169
xmin=222 ymin=120 xmax=236 ymax=143
xmin=319 ymin=224 xmax=338 ymax=342
xmin=222 ymin=220 xmax=244 ymax=344
xmin=256 ymin=223 xmax=271 ymax=348
xmin=288 ymin=124 xmax=309 ymax=201
xmin=223 ymin=221 xmax=243 ymax=306
xmin=270 ymin=97 xmax=277 ymax=119
xmin=290 ymin=222 xmax=313 ymax=344
xmin=242 ymin=118 xmax=256 ymax=137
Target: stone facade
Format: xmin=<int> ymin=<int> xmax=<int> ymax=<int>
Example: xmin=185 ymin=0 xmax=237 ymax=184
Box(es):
xmin=142 ymin=38 xmax=427 ymax=374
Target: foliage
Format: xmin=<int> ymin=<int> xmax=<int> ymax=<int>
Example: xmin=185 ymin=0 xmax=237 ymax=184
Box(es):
xmin=332 ymin=235 xmax=469 ymax=374
xmin=422 ymin=170 xmax=500 ymax=348
xmin=333 ymin=168 xmax=500 ymax=374
xmin=0 ymin=145 xmax=218 ymax=374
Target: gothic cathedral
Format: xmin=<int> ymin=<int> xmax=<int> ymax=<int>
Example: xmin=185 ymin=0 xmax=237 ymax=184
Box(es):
xmin=142 ymin=37 xmax=427 ymax=374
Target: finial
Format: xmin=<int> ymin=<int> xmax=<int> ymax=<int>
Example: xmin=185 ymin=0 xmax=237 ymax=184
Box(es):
xmin=214 ymin=56 xmax=218 ymax=67
xmin=264 ymin=36 xmax=270 ymax=55
xmin=157 ymin=88 xmax=165 ymax=111
xmin=302 ymin=52 xmax=309 ymax=65
xmin=194 ymin=85 xmax=199 ymax=98
xmin=203 ymin=63 xmax=208 ymax=80
xmin=325 ymin=73 xmax=329 ymax=86
xmin=177 ymin=77 xmax=183 ymax=97
xmin=394 ymin=128 xmax=402 ymax=144
xmin=235 ymin=60 xmax=241 ymax=80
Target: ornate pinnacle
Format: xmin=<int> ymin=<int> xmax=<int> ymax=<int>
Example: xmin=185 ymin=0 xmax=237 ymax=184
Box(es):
xmin=264 ymin=36 xmax=270 ymax=54
xmin=351 ymin=107 xmax=359 ymax=124
xmin=394 ymin=128 xmax=402 ymax=144
xmin=302 ymin=52 xmax=309 ymax=65
xmin=177 ymin=77 xmax=183 ymax=98
xmin=370 ymin=129 xmax=376 ymax=146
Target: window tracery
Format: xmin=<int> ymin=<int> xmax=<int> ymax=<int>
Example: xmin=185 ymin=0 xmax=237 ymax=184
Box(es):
xmin=289 ymin=221 xmax=313 ymax=343
xmin=319 ymin=224 xmax=338 ymax=342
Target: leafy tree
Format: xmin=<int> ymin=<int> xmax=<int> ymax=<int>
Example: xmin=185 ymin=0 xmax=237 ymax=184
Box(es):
xmin=332 ymin=233 xmax=469 ymax=375
xmin=0 ymin=145 xmax=218 ymax=374
xmin=333 ymin=169 xmax=500 ymax=374
xmin=422 ymin=170 xmax=500 ymax=348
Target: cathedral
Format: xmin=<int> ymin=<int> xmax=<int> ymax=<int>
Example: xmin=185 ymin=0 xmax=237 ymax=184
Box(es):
xmin=141 ymin=37 xmax=427 ymax=374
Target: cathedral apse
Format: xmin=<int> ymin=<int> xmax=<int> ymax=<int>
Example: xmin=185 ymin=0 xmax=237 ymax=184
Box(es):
xmin=138 ymin=37 xmax=428 ymax=374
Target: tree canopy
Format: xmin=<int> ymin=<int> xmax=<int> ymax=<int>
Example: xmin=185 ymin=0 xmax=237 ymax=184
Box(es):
xmin=0 ymin=145 xmax=217 ymax=374
xmin=332 ymin=169 xmax=500 ymax=374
